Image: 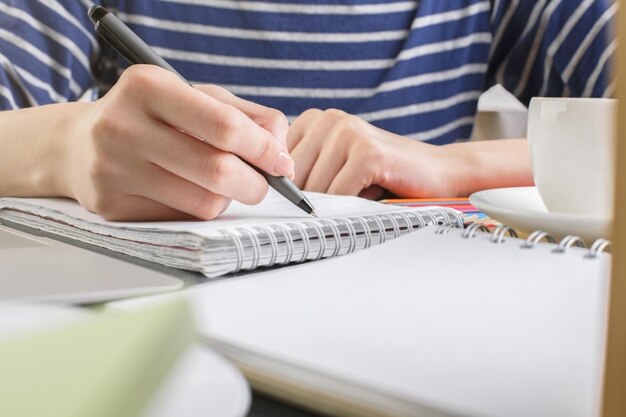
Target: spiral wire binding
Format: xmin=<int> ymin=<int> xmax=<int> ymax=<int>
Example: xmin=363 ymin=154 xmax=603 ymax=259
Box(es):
xmin=258 ymin=225 xmax=279 ymax=266
xmin=553 ymin=235 xmax=586 ymax=253
xmin=491 ymin=224 xmax=518 ymax=244
xmin=462 ymin=223 xmax=491 ymax=239
xmin=396 ymin=212 xmax=414 ymax=232
xmin=383 ymin=214 xmax=402 ymax=239
xmin=435 ymin=223 xmax=461 ymax=235
xmin=239 ymin=227 xmax=261 ymax=270
xmin=445 ymin=222 xmax=613 ymax=259
xmin=219 ymin=209 xmax=464 ymax=271
xmin=436 ymin=209 xmax=463 ymax=227
xmin=228 ymin=229 xmax=245 ymax=273
xmin=428 ymin=209 xmax=463 ymax=228
xmin=289 ymin=222 xmax=311 ymax=262
xmin=352 ymin=216 xmax=373 ymax=249
xmin=275 ymin=224 xmax=295 ymax=265
xmin=369 ymin=216 xmax=387 ymax=244
xmin=587 ymin=239 xmax=612 ymax=259
xmin=338 ymin=218 xmax=358 ymax=254
xmin=449 ymin=210 xmax=465 ymax=227
xmin=421 ymin=210 xmax=439 ymax=226
xmin=226 ymin=212 xmax=611 ymax=273
xmin=521 ymin=231 xmax=557 ymax=249
xmin=407 ymin=211 xmax=427 ymax=228
xmin=320 ymin=220 xmax=343 ymax=258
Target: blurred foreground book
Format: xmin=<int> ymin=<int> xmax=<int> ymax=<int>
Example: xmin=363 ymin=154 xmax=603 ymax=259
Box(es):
xmin=0 ymin=300 xmax=194 ymax=417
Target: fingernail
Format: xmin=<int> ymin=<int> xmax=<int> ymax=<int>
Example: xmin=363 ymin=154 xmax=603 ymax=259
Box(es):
xmin=274 ymin=152 xmax=295 ymax=177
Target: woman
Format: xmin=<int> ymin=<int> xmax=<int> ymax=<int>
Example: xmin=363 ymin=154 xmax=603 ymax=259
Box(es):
xmin=0 ymin=0 xmax=616 ymax=220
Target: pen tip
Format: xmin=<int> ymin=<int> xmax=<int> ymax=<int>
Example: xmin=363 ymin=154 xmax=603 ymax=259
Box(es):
xmin=310 ymin=210 xmax=318 ymax=218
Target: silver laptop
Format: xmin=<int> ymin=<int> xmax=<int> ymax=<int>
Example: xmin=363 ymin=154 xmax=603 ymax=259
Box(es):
xmin=0 ymin=225 xmax=183 ymax=304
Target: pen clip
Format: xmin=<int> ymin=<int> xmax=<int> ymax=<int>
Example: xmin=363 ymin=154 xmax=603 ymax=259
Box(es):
xmin=89 ymin=5 xmax=184 ymax=77
xmin=94 ymin=22 xmax=143 ymax=65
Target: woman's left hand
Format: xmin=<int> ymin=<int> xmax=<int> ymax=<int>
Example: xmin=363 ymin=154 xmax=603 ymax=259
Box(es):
xmin=287 ymin=109 xmax=457 ymax=199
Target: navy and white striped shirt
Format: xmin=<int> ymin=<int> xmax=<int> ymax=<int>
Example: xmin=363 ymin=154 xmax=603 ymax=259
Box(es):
xmin=0 ymin=0 xmax=617 ymax=145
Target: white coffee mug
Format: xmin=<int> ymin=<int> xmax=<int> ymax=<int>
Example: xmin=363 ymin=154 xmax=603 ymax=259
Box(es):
xmin=527 ymin=97 xmax=615 ymax=218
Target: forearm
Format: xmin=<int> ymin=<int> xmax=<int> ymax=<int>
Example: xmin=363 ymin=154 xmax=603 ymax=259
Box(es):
xmin=0 ymin=102 xmax=89 ymax=198
xmin=287 ymin=110 xmax=535 ymax=199
xmin=441 ymin=138 xmax=534 ymax=197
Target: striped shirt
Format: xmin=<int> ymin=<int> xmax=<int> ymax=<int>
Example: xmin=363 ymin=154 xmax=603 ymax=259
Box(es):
xmin=0 ymin=0 xmax=617 ymax=145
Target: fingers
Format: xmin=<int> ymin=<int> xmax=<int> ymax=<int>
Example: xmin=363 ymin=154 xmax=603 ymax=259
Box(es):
xmin=289 ymin=109 xmax=377 ymax=193
xmin=287 ymin=109 xmax=331 ymax=188
xmin=79 ymin=66 xmax=288 ymax=222
xmin=117 ymin=66 xmax=294 ymax=178
xmin=125 ymin=162 xmax=233 ymax=220
xmin=289 ymin=136 xmax=321 ymax=189
xmin=94 ymin=195 xmax=195 ymax=222
xmin=195 ymin=84 xmax=289 ymax=151
xmin=140 ymin=121 xmax=269 ymax=205
xmin=303 ymin=140 xmax=349 ymax=192
xmin=287 ymin=108 xmax=323 ymax=152
xmin=84 ymin=169 xmax=230 ymax=221
xmin=327 ymin=158 xmax=371 ymax=196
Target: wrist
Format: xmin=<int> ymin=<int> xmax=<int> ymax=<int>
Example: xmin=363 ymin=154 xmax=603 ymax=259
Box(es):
xmin=379 ymin=135 xmax=464 ymax=198
xmin=54 ymin=102 xmax=95 ymax=199
xmin=437 ymin=139 xmax=534 ymax=197
xmin=436 ymin=142 xmax=480 ymax=197
xmin=30 ymin=102 xmax=93 ymax=199
xmin=0 ymin=102 xmax=91 ymax=198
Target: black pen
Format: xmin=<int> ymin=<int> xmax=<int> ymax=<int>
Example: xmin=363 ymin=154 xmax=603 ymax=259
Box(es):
xmin=88 ymin=5 xmax=317 ymax=217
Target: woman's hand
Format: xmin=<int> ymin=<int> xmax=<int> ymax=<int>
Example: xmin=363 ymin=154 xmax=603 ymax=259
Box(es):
xmin=62 ymin=65 xmax=293 ymax=221
xmin=287 ymin=109 xmax=455 ymax=199
xmin=287 ymin=109 xmax=534 ymax=199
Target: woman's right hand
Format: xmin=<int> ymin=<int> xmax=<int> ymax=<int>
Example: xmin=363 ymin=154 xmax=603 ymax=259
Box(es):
xmin=64 ymin=65 xmax=293 ymax=221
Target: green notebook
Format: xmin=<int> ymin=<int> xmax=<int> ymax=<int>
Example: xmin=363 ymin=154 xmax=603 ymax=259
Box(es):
xmin=0 ymin=300 xmax=194 ymax=417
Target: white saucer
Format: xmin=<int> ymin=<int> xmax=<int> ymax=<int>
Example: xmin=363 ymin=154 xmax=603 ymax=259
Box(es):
xmin=0 ymin=304 xmax=251 ymax=417
xmin=469 ymin=187 xmax=612 ymax=243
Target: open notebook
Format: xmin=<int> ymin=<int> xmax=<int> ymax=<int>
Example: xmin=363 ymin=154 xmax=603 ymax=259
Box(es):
xmin=110 ymin=224 xmax=611 ymax=417
xmin=0 ymin=191 xmax=462 ymax=277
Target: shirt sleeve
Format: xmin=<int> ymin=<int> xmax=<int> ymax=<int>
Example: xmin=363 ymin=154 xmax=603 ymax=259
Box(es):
xmin=0 ymin=0 xmax=101 ymax=110
xmin=487 ymin=0 xmax=617 ymax=105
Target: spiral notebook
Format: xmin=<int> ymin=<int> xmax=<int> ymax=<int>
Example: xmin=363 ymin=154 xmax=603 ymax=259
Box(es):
xmin=110 ymin=223 xmax=610 ymax=417
xmin=0 ymin=191 xmax=462 ymax=278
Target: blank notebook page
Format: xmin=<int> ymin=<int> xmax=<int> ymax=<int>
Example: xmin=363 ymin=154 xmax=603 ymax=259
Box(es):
xmin=176 ymin=227 xmax=611 ymax=417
